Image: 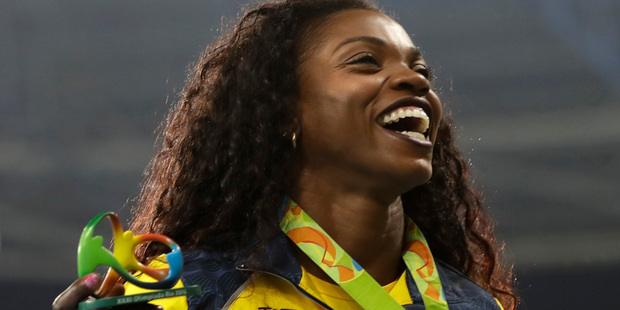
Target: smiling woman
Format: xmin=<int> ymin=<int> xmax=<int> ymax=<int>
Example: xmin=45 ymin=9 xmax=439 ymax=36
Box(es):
xmin=53 ymin=1 xmax=517 ymax=310
xmin=295 ymin=9 xmax=441 ymax=198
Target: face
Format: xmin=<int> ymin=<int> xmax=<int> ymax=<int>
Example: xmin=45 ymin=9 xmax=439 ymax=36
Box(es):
xmin=296 ymin=9 xmax=443 ymax=196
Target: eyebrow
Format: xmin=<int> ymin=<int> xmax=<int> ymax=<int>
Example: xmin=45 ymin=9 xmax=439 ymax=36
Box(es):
xmin=333 ymin=36 xmax=387 ymax=53
xmin=332 ymin=35 xmax=422 ymax=58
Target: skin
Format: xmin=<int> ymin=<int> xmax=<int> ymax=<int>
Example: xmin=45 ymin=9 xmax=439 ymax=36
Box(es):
xmin=290 ymin=9 xmax=442 ymax=285
xmin=53 ymin=8 xmax=443 ymax=309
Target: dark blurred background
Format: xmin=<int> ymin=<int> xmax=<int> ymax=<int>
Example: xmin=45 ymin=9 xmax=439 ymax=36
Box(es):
xmin=1 ymin=0 xmax=619 ymax=309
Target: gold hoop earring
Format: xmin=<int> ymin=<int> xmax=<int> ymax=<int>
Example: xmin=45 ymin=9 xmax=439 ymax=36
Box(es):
xmin=291 ymin=132 xmax=297 ymax=149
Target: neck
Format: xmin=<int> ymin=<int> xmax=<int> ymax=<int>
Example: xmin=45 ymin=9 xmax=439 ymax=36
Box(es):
xmin=290 ymin=188 xmax=406 ymax=285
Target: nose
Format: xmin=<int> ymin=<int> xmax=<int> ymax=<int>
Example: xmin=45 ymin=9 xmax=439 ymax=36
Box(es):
xmin=389 ymin=68 xmax=430 ymax=96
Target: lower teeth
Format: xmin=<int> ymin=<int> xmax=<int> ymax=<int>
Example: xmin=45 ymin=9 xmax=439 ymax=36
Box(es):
xmin=400 ymin=131 xmax=426 ymax=140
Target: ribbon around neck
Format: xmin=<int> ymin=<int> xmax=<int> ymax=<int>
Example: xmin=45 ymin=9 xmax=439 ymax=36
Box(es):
xmin=279 ymin=198 xmax=449 ymax=310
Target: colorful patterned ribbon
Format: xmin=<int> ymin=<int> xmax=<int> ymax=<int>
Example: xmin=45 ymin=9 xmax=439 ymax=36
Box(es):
xmin=279 ymin=198 xmax=448 ymax=310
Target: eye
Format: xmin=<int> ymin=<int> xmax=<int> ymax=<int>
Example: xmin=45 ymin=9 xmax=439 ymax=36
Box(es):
xmin=413 ymin=63 xmax=434 ymax=81
xmin=346 ymin=53 xmax=380 ymax=66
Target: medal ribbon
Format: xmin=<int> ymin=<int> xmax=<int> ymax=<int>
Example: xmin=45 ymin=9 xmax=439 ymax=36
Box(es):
xmin=279 ymin=198 xmax=448 ymax=310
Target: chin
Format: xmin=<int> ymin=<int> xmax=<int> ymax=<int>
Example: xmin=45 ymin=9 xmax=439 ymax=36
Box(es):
xmin=390 ymin=164 xmax=433 ymax=194
xmin=408 ymin=170 xmax=433 ymax=188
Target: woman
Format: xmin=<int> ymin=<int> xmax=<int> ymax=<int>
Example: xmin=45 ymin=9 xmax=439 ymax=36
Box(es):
xmin=53 ymin=0 xmax=517 ymax=309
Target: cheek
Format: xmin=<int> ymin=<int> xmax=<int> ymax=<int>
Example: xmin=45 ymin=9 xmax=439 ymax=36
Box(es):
xmin=297 ymin=63 xmax=384 ymax=145
xmin=299 ymin=94 xmax=351 ymax=142
xmin=298 ymin=90 xmax=369 ymax=156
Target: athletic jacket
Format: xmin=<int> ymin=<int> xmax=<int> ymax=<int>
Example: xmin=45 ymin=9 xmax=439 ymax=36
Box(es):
xmin=177 ymin=232 xmax=503 ymax=310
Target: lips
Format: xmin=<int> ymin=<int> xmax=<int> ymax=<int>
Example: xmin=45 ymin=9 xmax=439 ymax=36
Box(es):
xmin=376 ymin=97 xmax=431 ymax=141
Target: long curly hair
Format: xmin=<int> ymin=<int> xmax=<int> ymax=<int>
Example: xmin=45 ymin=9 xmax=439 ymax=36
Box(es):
xmin=129 ymin=0 xmax=517 ymax=308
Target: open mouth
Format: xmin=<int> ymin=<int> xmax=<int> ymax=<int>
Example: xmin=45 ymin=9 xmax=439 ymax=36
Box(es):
xmin=377 ymin=104 xmax=430 ymax=141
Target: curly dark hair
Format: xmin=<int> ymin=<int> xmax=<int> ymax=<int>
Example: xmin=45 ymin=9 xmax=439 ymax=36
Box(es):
xmin=129 ymin=0 xmax=517 ymax=308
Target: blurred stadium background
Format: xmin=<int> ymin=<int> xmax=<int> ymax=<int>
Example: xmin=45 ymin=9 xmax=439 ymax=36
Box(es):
xmin=1 ymin=0 xmax=619 ymax=308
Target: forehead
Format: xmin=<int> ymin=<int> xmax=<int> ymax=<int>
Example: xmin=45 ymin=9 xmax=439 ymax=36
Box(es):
xmin=317 ymin=9 xmax=415 ymax=52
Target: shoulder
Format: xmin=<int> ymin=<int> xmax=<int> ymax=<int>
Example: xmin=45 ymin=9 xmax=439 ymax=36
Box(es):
xmin=434 ymin=261 xmax=502 ymax=310
xmin=180 ymin=250 xmax=249 ymax=310
xmin=179 ymin=234 xmax=302 ymax=309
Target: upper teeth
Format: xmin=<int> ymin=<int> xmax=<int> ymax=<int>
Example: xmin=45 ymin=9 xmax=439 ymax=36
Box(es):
xmin=378 ymin=106 xmax=430 ymax=132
